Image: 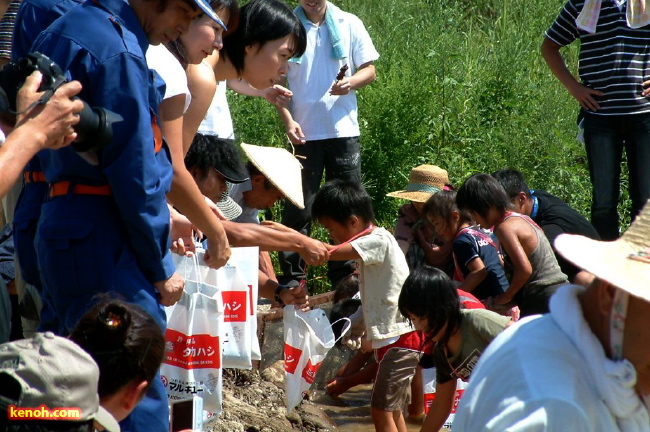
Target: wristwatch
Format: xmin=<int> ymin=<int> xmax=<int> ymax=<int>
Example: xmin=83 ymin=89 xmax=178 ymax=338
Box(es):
xmin=274 ymin=284 xmax=289 ymax=307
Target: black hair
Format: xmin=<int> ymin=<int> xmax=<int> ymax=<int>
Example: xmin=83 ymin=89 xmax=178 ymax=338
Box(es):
xmin=185 ymin=134 xmax=246 ymax=180
xmin=69 ymin=299 xmax=164 ymax=399
xmin=221 ymin=0 xmax=307 ymax=74
xmin=312 ymin=179 xmax=376 ymax=226
xmin=329 ymin=298 xmax=362 ymax=345
xmin=167 ymin=0 xmax=240 ymax=67
xmin=151 ymin=0 xmax=199 ymax=15
xmin=456 ymin=174 xmax=514 ymax=221
xmin=245 ymin=161 xmax=275 ymax=190
xmin=398 ymin=266 xmax=462 ymax=347
xmin=332 ymin=272 xmax=360 ymax=304
xmin=491 ymin=169 xmax=531 ymax=200
xmin=422 ymin=189 xmax=473 ymax=227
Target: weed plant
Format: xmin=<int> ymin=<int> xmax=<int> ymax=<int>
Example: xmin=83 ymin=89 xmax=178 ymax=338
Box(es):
xmin=229 ymin=0 xmax=632 ymax=293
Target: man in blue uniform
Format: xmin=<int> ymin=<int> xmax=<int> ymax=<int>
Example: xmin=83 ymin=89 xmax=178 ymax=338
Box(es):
xmin=28 ymin=0 xmax=226 ymax=431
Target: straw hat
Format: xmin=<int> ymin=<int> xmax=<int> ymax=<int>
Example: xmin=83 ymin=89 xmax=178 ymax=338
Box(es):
xmin=386 ymin=165 xmax=449 ymax=203
xmin=555 ymin=199 xmax=650 ymax=302
xmin=215 ymin=191 xmax=243 ymax=221
xmin=240 ymin=143 xmax=304 ymax=209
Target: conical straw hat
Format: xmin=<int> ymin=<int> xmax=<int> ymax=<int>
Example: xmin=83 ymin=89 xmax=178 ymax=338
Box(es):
xmin=240 ymin=143 xmax=304 ymax=209
xmin=555 ymin=199 xmax=650 ymax=301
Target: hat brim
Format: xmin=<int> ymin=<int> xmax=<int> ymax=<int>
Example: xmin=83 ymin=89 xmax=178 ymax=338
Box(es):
xmin=194 ymin=0 xmax=227 ymax=30
xmin=215 ymin=168 xmax=248 ymax=184
xmin=386 ymin=190 xmax=437 ymax=203
xmin=216 ymin=195 xmax=243 ymax=221
xmin=240 ymin=143 xmax=304 ymax=209
xmin=94 ymin=406 xmax=120 ymax=432
xmin=555 ymin=234 xmax=650 ymax=302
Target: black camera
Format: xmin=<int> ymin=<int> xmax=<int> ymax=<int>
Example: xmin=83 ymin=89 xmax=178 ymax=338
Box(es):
xmin=0 ymin=52 xmax=122 ymax=152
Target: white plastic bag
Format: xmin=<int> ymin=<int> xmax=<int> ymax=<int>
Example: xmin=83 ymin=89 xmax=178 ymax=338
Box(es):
xmin=197 ymin=247 xmax=261 ymax=364
xmin=161 ymin=277 xmax=223 ymax=415
xmin=283 ymin=307 xmax=350 ymax=412
xmin=422 ymin=367 xmax=468 ymax=429
xmin=219 ymin=264 xmax=253 ymax=369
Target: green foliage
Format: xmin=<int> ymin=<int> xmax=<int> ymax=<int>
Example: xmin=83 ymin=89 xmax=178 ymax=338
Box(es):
xmin=229 ymin=0 xmax=632 ymax=292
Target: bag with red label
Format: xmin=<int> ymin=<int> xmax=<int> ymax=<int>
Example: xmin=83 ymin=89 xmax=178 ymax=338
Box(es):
xmin=422 ymin=367 xmax=468 ymax=429
xmin=161 ymin=269 xmax=224 ymax=415
xmin=283 ymin=307 xmax=350 ymax=412
xmin=218 ymin=264 xmax=253 ymax=369
xmin=193 ymin=247 xmax=259 ymax=369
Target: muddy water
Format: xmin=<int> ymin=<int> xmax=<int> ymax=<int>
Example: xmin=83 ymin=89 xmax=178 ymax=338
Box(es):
xmin=311 ymin=385 xmax=427 ymax=432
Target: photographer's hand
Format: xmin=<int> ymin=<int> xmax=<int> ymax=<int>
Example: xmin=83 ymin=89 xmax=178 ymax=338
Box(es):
xmin=0 ymin=72 xmax=83 ymax=199
xmin=16 ymin=71 xmax=83 ymax=149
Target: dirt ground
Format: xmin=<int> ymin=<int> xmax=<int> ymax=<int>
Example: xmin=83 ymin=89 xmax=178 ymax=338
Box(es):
xmin=205 ymin=367 xmax=338 ymax=432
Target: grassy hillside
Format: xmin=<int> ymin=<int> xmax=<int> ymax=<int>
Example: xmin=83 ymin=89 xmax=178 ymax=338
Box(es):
xmin=229 ymin=0 xmax=631 ymax=289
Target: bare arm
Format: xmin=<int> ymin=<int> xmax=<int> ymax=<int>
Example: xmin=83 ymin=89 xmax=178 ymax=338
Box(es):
xmin=330 ymin=61 xmax=376 ymax=96
xmin=227 ymin=79 xmax=293 ymax=107
xmin=183 ymin=62 xmax=217 ymax=153
xmin=458 ymin=257 xmax=488 ymax=293
xmin=222 ymin=220 xmax=328 ymax=265
xmin=541 ymin=37 xmax=603 ymax=111
xmin=159 ymin=94 xmax=230 ymax=268
xmin=421 ymin=379 xmax=457 ymax=432
xmin=494 ymin=223 xmax=533 ymax=305
xmin=323 ymin=242 xmax=361 ymax=261
xmin=0 ymin=72 xmax=82 ymax=198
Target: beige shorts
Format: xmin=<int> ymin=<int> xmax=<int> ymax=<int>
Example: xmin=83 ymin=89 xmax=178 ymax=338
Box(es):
xmin=370 ymin=347 xmax=420 ymax=412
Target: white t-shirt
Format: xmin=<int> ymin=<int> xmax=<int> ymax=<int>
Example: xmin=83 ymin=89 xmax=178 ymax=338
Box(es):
xmin=229 ymin=180 xmax=259 ymax=224
xmin=287 ymin=7 xmax=379 ymax=141
xmin=146 ymin=44 xmax=191 ymax=112
xmin=350 ymin=227 xmax=411 ymax=345
xmin=454 ymin=314 xmax=622 ymax=431
xmin=198 ymin=79 xmax=235 ymax=139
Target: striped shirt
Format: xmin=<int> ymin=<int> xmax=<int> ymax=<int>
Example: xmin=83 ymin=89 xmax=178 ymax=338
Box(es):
xmin=0 ymin=0 xmax=21 ymax=60
xmin=546 ymin=0 xmax=650 ymax=115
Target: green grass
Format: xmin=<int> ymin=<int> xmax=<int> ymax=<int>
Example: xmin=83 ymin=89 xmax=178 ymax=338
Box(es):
xmin=230 ymin=0 xmax=632 ymax=293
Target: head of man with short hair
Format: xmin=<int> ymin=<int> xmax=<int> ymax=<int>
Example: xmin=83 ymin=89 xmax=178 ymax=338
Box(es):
xmin=0 ymin=332 xmax=120 ymax=432
xmin=238 ymin=143 xmax=304 ymax=211
xmin=491 ymin=169 xmax=533 ymax=215
xmin=185 ymin=134 xmax=248 ymax=203
xmin=242 ymin=161 xmax=285 ymax=210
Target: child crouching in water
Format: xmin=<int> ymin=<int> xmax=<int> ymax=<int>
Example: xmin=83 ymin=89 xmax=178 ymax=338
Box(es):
xmin=312 ymin=179 xmax=422 ymax=432
xmin=456 ymin=174 xmax=568 ymax=317
xmin=423 ymin=189 xmax=509 ymax=302
xmin=398 ymin=266 xmax=511 ymax=432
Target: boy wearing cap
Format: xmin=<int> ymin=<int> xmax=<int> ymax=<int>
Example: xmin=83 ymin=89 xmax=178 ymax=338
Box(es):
xmin=184 ymin=134 xmax=249 ymax=219
xmin=0 ymin=332 xmax=120 ymax=432
xmin=25 ymin=0 xmax=226 ymax=431
xmin=454 ymin=200 xmax=650 ymax=430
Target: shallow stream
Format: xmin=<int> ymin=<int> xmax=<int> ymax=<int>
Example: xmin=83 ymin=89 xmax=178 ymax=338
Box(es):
xmin=311 ymin=385 xmax=430 ymax=432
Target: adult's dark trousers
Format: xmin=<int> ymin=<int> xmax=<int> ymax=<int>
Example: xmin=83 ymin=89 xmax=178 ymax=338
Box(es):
xmin=279 ymin=137 xmax=361 ymax=285
xmin=583 ymin=111 xmax=650 ymax=240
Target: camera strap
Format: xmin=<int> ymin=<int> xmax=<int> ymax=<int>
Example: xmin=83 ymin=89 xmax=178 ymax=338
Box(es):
xmin=9 ymin=75 xmax=67 ymax=116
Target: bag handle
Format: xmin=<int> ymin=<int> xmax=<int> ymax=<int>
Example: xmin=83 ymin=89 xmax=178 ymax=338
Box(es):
xmin=291 ymin=309 xmax=351 ymax=346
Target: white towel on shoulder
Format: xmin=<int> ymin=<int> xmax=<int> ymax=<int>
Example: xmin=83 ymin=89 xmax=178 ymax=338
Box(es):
xmin=576 ymin=0 xmax=650 ymax=33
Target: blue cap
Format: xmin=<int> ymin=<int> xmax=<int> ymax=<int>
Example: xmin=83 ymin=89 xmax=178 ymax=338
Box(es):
xmin=193 ymin=0 xmax=227 ymax=30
